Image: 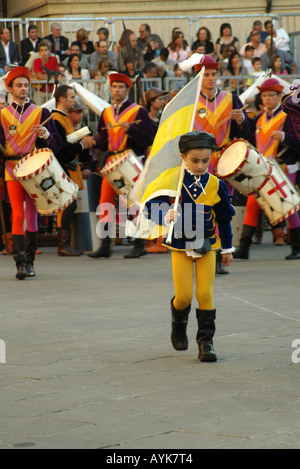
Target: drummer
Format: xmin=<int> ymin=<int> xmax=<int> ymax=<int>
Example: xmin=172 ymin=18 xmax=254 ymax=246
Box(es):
xmin=52 ymin=85 xmax=95 ymax=257
xmin=0 ymin=66 xmax=62 ymax=280
xmin=192 ymin=55 xmax=252 ymax=274
xmin=90 ymin=72 xmax=154 ymax=259
xmin=234 ymin=78 xmax=300 ymax=261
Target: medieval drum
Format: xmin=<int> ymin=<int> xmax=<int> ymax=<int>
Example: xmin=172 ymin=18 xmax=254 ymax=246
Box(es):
xmin=13 ymin=148 xmax=79 ymax=216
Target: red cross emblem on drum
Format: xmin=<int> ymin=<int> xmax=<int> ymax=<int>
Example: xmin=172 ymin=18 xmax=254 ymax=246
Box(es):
xmin=267 ymin=176 xmax=288 ymax=199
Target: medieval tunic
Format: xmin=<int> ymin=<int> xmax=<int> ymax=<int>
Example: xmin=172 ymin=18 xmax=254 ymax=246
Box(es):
xmin=244 ymin=104 xmax=300 ymax=228
xmin=193 ymin=89 xmax=252 ymax=174
xmin=94 ymin=99 xmax=154 ymax=216
xmin=146 ymin=169 xmax=235 ymax=254
xmin=0 ymin=101 xmax=61 ymax=181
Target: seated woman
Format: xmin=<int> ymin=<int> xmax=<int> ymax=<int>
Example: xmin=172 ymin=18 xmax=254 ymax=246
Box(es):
xmin=76 ymin=28 xmax=95 ymax=56
xmin=223 ymin=51 xmax=246 ymax=94
xmin=215 ymin=23 xmax=239 ymax=61
xmin=192 ymin=27 xmax=215 ymax=56
xmin=168 ymin=31 xmax=191 ymax=63
xmin=65 ymin=53 xmax=91 ymax=88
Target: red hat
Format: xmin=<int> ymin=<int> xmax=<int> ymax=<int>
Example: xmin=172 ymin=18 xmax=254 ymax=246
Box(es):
xmin=6 ymin=66 xmax=31 ymax=88
xmin=108 ymin=73 xmax=133 ymax=89
xmin=257 ymin=78 xmax=284 ymax=93
xmin=194 ymin=55 xmax=220 ymax=72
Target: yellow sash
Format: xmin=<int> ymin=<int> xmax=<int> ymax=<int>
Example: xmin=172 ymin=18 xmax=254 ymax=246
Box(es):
xmin=52 ymin=111 xmax=84 ymax=190
xmin=256 ymin=110 xmax=286 ymax=159
xmin=103 ymin=103 xmax=140 ymax=152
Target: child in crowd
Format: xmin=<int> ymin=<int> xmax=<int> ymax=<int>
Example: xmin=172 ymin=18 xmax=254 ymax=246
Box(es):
xmin=246 ymin=57 xmax=264 ymax=87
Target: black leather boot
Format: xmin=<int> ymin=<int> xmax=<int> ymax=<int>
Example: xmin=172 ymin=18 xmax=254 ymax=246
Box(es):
xmin=196 ymin=308 xmax=217 ymax=362
xmin=216 ymin=251 xmax=228 ymax=274
xmin=12 ymin=235 xmax=27 ymax=280
xmin=88 ymin=237 xmax=112 ymax=258
xmin=25 ymin=231 xmax=37 ymax=277
xmin=124 ymin=238 xmax=147 ymax=258
xmin=233 ymin=224 xmax=256 ymax=259
xmin=58 ymin=229 xmax=81 ymax=257
xmin=285 ymin=227 xmax=300 ymax=260
xmin=170 ymin=298 xmax=191 ymax=351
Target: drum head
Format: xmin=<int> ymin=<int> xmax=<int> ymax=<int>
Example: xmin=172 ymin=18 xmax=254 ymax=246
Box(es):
xmin=101 ymin=151 xmax=130 ymax=175
xmin=217 ymin=141 xmax=248 ymax=177
xmin=16 ymin=151 xmax=50 ymax=178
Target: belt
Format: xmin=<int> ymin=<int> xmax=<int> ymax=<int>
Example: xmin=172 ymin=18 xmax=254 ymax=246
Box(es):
xmin=5 ymin=155 xmax=23 ymax=161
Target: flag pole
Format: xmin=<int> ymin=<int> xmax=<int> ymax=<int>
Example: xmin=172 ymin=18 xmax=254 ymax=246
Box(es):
xmin=166 ymin=66 xmax=205 ymax=245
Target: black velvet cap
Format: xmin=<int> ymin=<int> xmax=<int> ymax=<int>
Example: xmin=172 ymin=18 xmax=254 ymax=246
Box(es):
xmin=179 ymin=131 xmax=216 ymax=153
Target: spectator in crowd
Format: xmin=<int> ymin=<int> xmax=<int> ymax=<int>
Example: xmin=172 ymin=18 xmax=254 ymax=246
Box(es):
xmin=97 ymin=27 xmax=117 ymax=55
xmin=172 ymin=63 xmax=187 ymax=89
xmin=64 ymin=53 xmax=91 ymax=88
xmin=0 ymin=28 xmax=20 ymax=71
xmin=264 ymin=20 xmax=290 ymax=52
xmin=137 ymin=23 xmax=164 ymax=54
xmin=192 ymin=42 xmax=206 ymax=54
xmin=116 ymin=29 xmax=134 ymax=56
xmin=25 ymin=38 xmax=58 ymax=71
xmin=152 ymin=47 xmax=176 ymax=72
xmin=143 ymin=39 xmax=161 ymax=63
xmin=219 ymin=45 xmax=238 ymax=73
xmin=167 ymin=31 xmax=191 ymax=63
xmin=260 ymin=36 xmax=296 ymax=74
xmin=240 ymin=30 xmax=267 ymax=58
xmin=91 ymin=59 xmax=114 ymax=102
xmin=21 ymin=25 xmax=42 ymax=65
xmin=242 ymin=44 xmax=255 ymax=74
xmin=61 ymin=42 xmax=90 ymax=70
xmin=215 ymin=23 xmax=239 ymax=61
xmin=272 ymin=54 xmax=288 ymax=75
xmin=223 ymin=51 xmax=246 ymax=94
xmin=155 ymin=60 xmax=175 ymax=89
xmin=89 ymin=40 xmax=118 ymax=71
xmin=76 ymin=28 xmax=95 ymax=56
xmin=142 ymin=62 xmax=158 ymax=90
xmin=118 ymin=33 xmax=144 ymax=73
xmin=44 ymin=22 xmax=70 ymax=61
xmin=246 ymin=57 xmax=264 ymax=87
xmin=32 ymin=40 xmax=62 ymax=104
xmin=192 ymin=27 xmax=215 ymax=56
xmin=247 ymin=20 xmax=268 ymax=43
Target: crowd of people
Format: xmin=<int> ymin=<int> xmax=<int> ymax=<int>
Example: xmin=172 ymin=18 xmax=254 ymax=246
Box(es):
xmin=0 ymin=16 xmax=299 ymax=362
xmin=0 ymin=18 xmax=297 ymax=104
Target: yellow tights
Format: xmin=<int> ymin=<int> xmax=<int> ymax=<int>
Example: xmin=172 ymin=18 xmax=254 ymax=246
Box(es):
xmin=171 ymin=250 xmax=216 ymax=311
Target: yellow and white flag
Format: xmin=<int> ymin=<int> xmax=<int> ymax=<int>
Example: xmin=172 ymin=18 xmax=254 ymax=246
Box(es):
xmin=127 ymin=66 xmax=205 ymax=239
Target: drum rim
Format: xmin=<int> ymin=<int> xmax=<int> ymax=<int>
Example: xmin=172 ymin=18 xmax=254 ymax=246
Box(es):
xmin=13 ymin=148 xmax=53 ymax=180
xmin=101 ymin=150 xmax=133 ymax=175
xmin=216 ymin=138 xmax=249 ymax=179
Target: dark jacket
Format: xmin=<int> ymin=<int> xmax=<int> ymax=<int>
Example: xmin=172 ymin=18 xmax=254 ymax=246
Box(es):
xmin=43 ymin=34 xmax=69 ymax=61
xmin=20 ymin=37 xmax=42 ymax=64
xmin=0 ymin=41 xmax=20 ymax=67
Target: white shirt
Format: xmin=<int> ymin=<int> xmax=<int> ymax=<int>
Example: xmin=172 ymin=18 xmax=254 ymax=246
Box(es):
xmin=2 ymin=41 xmax=10 ymax=66
xmin=273 ymin=28 xmax=290 ymax=52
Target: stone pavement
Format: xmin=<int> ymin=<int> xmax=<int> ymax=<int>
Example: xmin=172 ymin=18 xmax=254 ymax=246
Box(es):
xmin=0 ymin=232 xmax=299 ymax=450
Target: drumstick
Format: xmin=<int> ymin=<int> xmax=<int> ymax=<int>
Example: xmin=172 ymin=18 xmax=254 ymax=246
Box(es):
xmin=18 ymin=114 xmax=54 ymax=146
xmin=102 ymin=120 xmax=142 ymax=130
xmin=215 ymin=105 xmax=248 ymax=130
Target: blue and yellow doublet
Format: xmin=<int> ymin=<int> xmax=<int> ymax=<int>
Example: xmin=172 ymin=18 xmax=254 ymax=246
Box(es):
xmin=145 ymin=169 xmax=235 ymax=252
